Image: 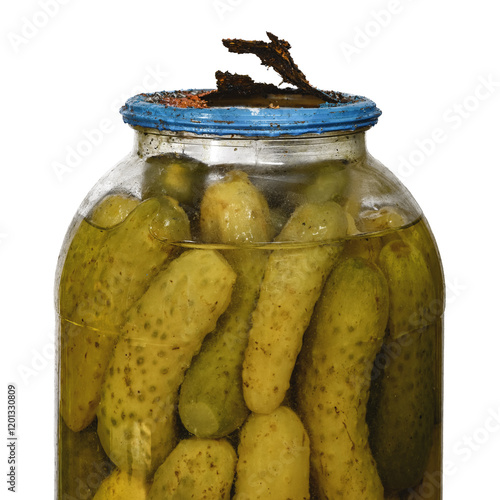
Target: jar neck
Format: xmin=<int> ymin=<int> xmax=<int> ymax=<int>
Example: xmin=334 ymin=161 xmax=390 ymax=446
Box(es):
xmin=133 ymin=127 xmax=369 ymax=167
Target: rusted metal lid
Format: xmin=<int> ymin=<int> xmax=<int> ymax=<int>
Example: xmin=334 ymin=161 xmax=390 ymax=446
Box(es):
xmin=120 ymin=89 xmax=381 ymax=137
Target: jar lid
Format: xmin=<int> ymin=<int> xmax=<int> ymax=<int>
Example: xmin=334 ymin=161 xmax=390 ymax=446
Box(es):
xmin=120 ymin=90 xmax=381 ymax=137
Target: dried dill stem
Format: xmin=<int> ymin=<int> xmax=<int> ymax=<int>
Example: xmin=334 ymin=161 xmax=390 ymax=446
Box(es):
xmin=202 ymin=32 xmax=347 ymax=105
xmin=222 ymin=32 xmax=342 ymax=103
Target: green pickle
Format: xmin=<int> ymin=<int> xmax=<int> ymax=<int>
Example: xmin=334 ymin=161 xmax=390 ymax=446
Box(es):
xmin=367 ymin=237 xmax=441 ymax=493
xmin=296 ymin=257 xmax=389 ymax=499
xmin=148 ymin=438 xmax=237 ymax=500
xmin=378 ymin=239 xmax=437 ymax=337
xmin=242 ymin=200 xmax=348 ymax=414
xmin=60 ymin=196 xmax=190 ymax=432
xmin=367 ymin=325 xmax=437 ymax=493
xmin=97 ymin=249 xmax=237 ymax=473
xmin=259 ymin=159 xmax=349 ymax=211
xmin=234 ymin=406 xmax=310 ymax=500
xmin=142 ymin=153 xmax=207 ymax=206
xmin=74 ymin=197 xmax=190 ymax=331
xmin=179 ymin=172 xmax=273 ymax=438
xmin=343 ymin=205 xmax=405 ymax=263
xmin=90 ymin=193 xmax=142 ymax=228
xmin=299 ymin=160 xmax=349 ymax=204
xmin=58 ymin=193 xmax=140 ymax=319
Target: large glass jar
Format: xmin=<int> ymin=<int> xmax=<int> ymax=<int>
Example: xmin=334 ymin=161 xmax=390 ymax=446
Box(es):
xmin=56 ymin=90 xmax=444 ymax=500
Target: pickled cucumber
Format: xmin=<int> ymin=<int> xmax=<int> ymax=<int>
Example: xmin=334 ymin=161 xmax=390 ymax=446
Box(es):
xmin=243 ymin=201 xmax=348 ymax=414
xmin=92 ymin=468 xmax=150 ymax=500
xmin=401 ymin=217 xmax=445 ymax=300
xmin=234 ymin=406 xmax=310 ymax=500
xmin=358 ymin=206 xmax=406 ymax=233
xmin=60 ymin=197 xmax=190 ymax=432
xmin=76 ymin=196 xmax=191 ymax=331
xmin=343 ymin=205 xmax=406 ymax=263
xmin=91 ymin=193 xmax=141 ymax=228
xmin=148 ymin=438 xmax=236 ymax=500
xmin=366 ymin=239 xmax=438 ymax=492
xmin=58 ymin=193 xmax=139 ymax=319
xmin=367 ymin=326 xmax=436 ymax=493
xmin=273 ymin=160 xmax=349 ymax=209
xmin=97 ymin=250 xmax=236 ymax=473
xmin=296 ymin=257 xmax=389 ymax=500
xmin=59 ymin=419 xmax=114 ymax=500
xmin=378 ymin=239 xmax=437 ymax=338
xmin=198 ymin=171 xmax=273 ymax=244
xmin=300 ymin=160 xmax=349 ymax=204
xmin=142 ymin=153 xmax=206 ymax=206
xmin=179 ymin=172 xmax=272 ymax=438
xmin=399 ymin=220 xmax=444 ymax=426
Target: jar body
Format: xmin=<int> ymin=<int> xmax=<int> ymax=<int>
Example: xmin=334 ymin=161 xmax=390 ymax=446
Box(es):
xmin=56 ymin=128 xmax=444 ymax=499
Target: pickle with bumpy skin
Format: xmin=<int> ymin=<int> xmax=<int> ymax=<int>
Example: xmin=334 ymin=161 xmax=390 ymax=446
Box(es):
xmin=366 ymin=238 xmax=438 ymax=492
xmin=92 ymin=468 xmax=150 ymax=500
xmin=142 ymin=153 xmax=207 ymax=206
xmin=58 ymin=193 xmax=140 ymax=319
xmin=97 ymin=250 xmax=236 ymax=473
xmin=378 ymin=239 xmax=437 ymax=338
xmin=178 ymin=255 xmax=265 ymax=438
xmin=76 ymin=197 xmax=191 ymax=330
xmin=367 ymin=326 xmax=436 ymax=493
xmin=343 ymin=205 xmax=406 ymax=263
xmin=401 ymin=218 xmax=445 ymax=301
xmin=234 ymin=406 xmax=310 ymax=500
xmin=399 ymin=220 xmax=445 ymax=425
xmin=198 ymin=171 xmax=273 ymax=244
xmin=300 ymin=160 xmax=349 ymax=204
xmin=357 ymin=206 xmax=406 ymax=234
xmin=91 ymin=193 xmax=141 ymax=228
xmin=179 ymin=172 xmax=272 ymax=438
xmin=60 ymin=197 xmax=190 ymax=432
xmin=243 ymin=201 xmax=348 ymax=414
xmin=269 ymin=160 xmax=349 ymax=210
xmin=296 ymin=257 xmax=389 ymax=500
xmin=148 ymin=438 xmax=236 ymax=500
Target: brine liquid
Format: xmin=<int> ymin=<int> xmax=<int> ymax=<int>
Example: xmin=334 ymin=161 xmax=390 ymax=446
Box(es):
xmin=57 ymin=213 xmax=443 ymax=500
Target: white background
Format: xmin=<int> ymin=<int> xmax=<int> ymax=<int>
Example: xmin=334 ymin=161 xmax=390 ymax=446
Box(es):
xmin=2 ymin=1 xmax=499 ymax=498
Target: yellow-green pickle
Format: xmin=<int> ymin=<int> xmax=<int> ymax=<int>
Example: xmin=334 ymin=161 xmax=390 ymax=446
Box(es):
xmin=56 ymin=37 xmax=444 ymax=500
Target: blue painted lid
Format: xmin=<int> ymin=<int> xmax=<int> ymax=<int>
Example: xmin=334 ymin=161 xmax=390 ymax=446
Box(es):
xmin=120 ymin=90 xmax=381 ymax=137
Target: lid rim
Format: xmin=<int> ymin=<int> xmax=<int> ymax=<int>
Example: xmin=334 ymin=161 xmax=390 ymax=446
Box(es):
xmin=120 ymin=90 xmax=382 ymax=136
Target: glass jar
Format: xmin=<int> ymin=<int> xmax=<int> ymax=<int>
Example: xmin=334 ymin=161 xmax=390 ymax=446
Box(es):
xmin=56 ymin=90 xmax=444 ymax=500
